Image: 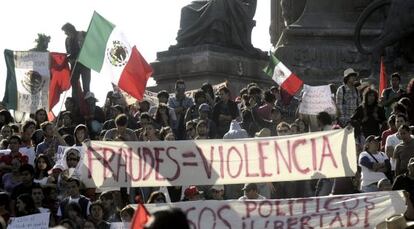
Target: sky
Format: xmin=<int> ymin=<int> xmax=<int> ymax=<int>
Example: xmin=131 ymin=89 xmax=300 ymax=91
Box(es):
xmin=0 ymin=0 xmax=271 ymax=111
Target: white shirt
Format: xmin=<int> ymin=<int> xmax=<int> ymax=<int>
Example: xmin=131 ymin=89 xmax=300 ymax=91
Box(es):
xmin=56 ymin=196 xmax=91 ymax=217
xmin=19 ymin=146 xmax=35 ymax=166
xmin=238 ymin=194 xmax=266 ymax=200
xmin=358 ymin=151 xmax=388 ymax=188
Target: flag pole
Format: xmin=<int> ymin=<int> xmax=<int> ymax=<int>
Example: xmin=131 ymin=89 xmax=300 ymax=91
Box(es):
xmin=53 ymin=59 xmax=78 ymax=126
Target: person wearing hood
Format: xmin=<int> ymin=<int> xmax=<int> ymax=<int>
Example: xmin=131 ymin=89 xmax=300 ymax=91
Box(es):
xmin=222 ymin=120 xmax=249 ymax=199
xmin=57 ymin=147 xmax=83 ymax=197
xmin=73 ymin=124 xmax=90 ymax=146
xmin=223 ymin=120 xmax=249 ymax=139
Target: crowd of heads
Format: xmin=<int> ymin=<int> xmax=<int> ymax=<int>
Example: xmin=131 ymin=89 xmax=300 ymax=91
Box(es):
xmin=0 ymin=68 xmax=411 ymax=228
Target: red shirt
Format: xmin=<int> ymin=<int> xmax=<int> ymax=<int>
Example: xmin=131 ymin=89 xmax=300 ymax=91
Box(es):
xmin=381 ymin=128 xmax=397 ymax=151
xmin=0 ymin=152 xmax=28 ymax=165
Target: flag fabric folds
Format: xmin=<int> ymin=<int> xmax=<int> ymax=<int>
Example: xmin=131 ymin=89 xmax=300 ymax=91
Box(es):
xmin=49 ymin=52 xmax=71 ymax=111
xmin=263 ymin=52 xmax=303 ymax=105
xmin=3 ymin=50 xmax=50 ymax=113
xmin=379 ymin=56 xmax=388 ymax=96
xmin=130 ymin=203 xmax=150 ymax=229
xmin=78 ymin=11 xmax=153 ymax=100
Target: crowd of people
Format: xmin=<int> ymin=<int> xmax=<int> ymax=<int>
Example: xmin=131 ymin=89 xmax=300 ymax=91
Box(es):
xmin=0 ymin=66 xmax=413 ymax=228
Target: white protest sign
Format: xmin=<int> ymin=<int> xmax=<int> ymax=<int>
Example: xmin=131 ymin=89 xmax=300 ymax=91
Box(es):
xmin=8 ymin=213 xmax=50 ymax=229
xmin=0 ymin=149 xmax=11 ymax=155
xmin=299 ymin=84 xmax=336 ymax=115
xmin=81 ymin=129 xmax=356 ymax=188
xmin=110 ymin=222 xmax=130 ymax=229
xmin=56 ymin=145 xmax=83 ymax=163
xmin=145 ymin=191 xmax=406 ymax=229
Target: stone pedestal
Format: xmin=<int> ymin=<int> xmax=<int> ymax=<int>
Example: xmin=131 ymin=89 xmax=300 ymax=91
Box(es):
xmin=149 ymin=45 xmax=273 ymax=93
xmin=274 ymin=0 xmax=383 ymax=85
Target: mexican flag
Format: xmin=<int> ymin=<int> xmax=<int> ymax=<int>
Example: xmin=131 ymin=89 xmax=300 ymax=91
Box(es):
xmin=263 ymin=53 xmax=303 ymax=104
xmin=3 ymin=50 xmax=50 ymax=113
xmin=78 ymin=12 xmax=153 ymax=100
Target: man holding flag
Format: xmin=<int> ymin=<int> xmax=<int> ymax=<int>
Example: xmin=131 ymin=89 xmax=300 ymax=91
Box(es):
xmin=61 ymin=23 xmax=91 ymax=101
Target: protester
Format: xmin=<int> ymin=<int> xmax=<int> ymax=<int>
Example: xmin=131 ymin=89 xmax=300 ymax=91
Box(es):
xmin=358 ymin=135 xmax=391 ymax=192
xmin=213 ymin=87 xmax=239 ymax=138
xmin=381 ymin=72 xmax=405 ymax=118
xmin=61 ymin=22 xmax=91 ymax=100
xmin=0 ymin=46 xmax=413 ymax=228
xmin=57 ymin=177 xmax=91 ymax=219
xmin=351 ymin=88 xmax=386 ymax=141
xmin=183 ymin=186 xmax=203 ymax=201
xmin=238 ymin=183 xmax=266 ymax=200
xmin=15 ymin=193 xmax=40 ymax=217
xmin=394 ymin=125 xmax=414 ymax=176
xmin=336 ymin=68 xmax=360 ymax=127
xmin=119 ymin=205 xmax=134 ymax=222
xmin=209 ymin=185 xmax=224 ymax=200
xmin=88 ymin=201 xmax=110 ymax=229
xmin=147 ymin=191 xmax=167 ymax=204
xmin=168 ymin=80 xmax=194 ymax=140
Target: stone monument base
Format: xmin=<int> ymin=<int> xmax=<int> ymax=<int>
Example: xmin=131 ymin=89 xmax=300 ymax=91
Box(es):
xmin=149 ymin=45 xmax=273 ymax=93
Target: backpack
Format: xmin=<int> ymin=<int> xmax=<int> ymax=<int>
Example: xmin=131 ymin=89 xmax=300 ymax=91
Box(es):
xmin=340 ymin=85 xmax=360 ymax=105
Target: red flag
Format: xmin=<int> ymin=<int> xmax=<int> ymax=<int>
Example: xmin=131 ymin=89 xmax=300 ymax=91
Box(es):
xmin=47 ymin=111 xmax=56 ymax=121
xmin=131 ymin=203 xmax=150 ymax=229
xmin=379 ymin=56 xmax=388 ymax=95
xmin=49 ymin=52 xmax=71 ymax=110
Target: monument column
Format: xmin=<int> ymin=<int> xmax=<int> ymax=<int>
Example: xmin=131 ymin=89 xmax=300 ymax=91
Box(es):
xmin=274 ymin=0 xmax=381 ymax=84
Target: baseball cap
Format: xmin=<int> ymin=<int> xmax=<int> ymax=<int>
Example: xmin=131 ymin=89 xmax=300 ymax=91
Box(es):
xmin=184 ymin=186 xmax=203 ymax=198
xmin=198 ymin=103 xmax=210 ymax=112
xmin=365 ymin=135 xmax=381 ymax=143
xmin=241 ymin=183 xmax=257 ymax=191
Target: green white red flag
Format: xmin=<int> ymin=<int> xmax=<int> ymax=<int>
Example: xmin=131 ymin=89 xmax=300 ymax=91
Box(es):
xmin=78 ymin=11 xmax=153 ymax=100
xmin=3 ymin=50 xmax=51 ymax=113
xmin=263 ymin=52 xmax=303 ymax=104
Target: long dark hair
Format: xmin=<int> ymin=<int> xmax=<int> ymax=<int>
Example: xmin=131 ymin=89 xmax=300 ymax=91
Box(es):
xmin=154 ymin=104 xmax=171 ymax=127
xmin=362 ymin=88 xmax=378 ymax=107
xmin=34 ymin=154 xmax=52 ymax=179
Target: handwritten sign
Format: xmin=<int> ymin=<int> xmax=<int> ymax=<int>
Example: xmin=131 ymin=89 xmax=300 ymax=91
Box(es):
xmin=299 ymin=85 xmax=336 ymax=115
xmin=144 ymin=191 xmax=406 ymax=229
xmin=8 ymin=213 xmax=50 ymax=229
xmin=81 ymin=129 xmax=356 ymax=188
xmin=110 ymin=222 xmax=130 ymax=229
xmin=56 ymin=145 xmax=83 ymax=163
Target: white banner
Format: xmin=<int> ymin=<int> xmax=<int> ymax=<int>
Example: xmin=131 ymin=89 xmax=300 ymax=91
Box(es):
xmin=145 ymin=191 xmax=406 ymax=229
xmin=299 ymin=85 xmax=336 ymax=115
xmin=81 ymin=129 xmax=356 ymax=188
xmin=110 ymin=222 xmax=130 ymax=229
xmin=14 ymin=51 xmax=50 ymax=113
xmin=8 ymin=213 xmax=50 ymax=229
